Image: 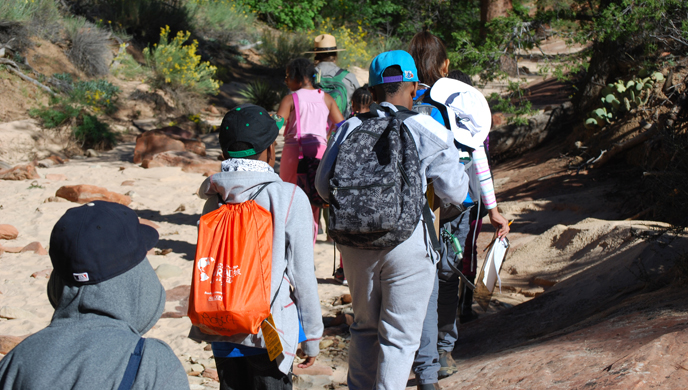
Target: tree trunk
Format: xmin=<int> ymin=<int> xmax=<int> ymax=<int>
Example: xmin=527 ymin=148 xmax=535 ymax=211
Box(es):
xmin=480 ymin=0 xmax=513 ymax=39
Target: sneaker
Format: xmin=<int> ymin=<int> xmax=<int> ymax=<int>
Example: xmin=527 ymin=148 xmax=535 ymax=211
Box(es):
xmin=437 ymin=351 xmax=457 ymax=379
xmin=333 ymin=267 xmax=347 ymax=286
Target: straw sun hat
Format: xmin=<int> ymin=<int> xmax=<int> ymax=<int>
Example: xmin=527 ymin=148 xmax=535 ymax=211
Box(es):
xmin=304 ymin=34 xmax=346 ymax=54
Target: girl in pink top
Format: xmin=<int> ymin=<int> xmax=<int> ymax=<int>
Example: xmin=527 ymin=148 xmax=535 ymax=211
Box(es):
xmin=276 ymin=58 xmax=344 ymax=242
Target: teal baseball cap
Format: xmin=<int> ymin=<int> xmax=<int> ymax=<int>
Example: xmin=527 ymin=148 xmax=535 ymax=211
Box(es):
xmin=369 ymin=50 xmax=419 ymax=87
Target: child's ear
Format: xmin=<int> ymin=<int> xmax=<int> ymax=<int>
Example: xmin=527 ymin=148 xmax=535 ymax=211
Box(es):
xmin=409 ymin=82 xmax=418 ymax=99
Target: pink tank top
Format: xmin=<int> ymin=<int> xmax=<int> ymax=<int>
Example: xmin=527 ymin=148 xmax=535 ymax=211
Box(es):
xmin=284 ymin=88 xmax=329 ymax=145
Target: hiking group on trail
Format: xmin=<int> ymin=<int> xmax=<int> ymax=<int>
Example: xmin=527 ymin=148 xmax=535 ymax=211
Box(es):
xmin=0 ymin=31 xmax=510 ymax=390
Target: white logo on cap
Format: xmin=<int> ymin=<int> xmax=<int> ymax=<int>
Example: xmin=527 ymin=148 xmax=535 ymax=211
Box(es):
xmin=405 ymin=70 xmax=414 ymax=79
xmin=73 ymin=272 xmax=89 ymax=282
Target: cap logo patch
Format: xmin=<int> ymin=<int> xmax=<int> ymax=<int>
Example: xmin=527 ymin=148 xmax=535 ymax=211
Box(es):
xmin=73 ymin=272 xmax=89 ymax=282
xmin=405 ymin=70 xmax=414 ymax=79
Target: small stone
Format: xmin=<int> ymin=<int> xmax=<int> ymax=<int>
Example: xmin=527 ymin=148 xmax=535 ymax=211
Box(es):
xmin=20 ymin=242 xmax=48 ymax=255
xmin=492 ymin=112 xmax=506 ymax=128
xmin=202 ymin=368 xmax=219 ymax=381
xmin=175 ymin=204 xmax=186 ymax=212
xmin=0 ymin=225 xmax=18 ymax=240
xmin=155 ymin=264 xmax=182 ymax=279
xmin=139 ymin=218 xmax=160 ymax=229
xmin=341 ymin=294 xmax=352 ymax=304
xmin=319 ymin=338 xmax=334 ymax=349
xmin=31 ymin=268 xmax=52 ymax=278
xmin=45 ymin=174 xmax=67 ymax=181
xmin=0 ymin=306 xmax=36 ymax=320
xmin=121 ymin=180 xmax=135 ymax=186
xmin=156 ymin=248 xmax=173 ymax=256
xmin=124 ymin=190 xmax=137 ymax=198
xmin=36 ymin=159 xmax=56 ymax=168
xmin=190 ymin=364 xmax=205 ymax=373
xmin=86 ymin=149 xmax=99 ymax=157
xmin=89 ymin=164 xmax=102 ymax=169
xmin=44 ymin=196 xmax=68 ymax=203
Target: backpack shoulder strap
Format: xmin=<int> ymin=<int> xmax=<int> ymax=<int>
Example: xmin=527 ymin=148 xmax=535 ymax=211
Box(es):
xmin=332 ymin=68 xmax=349 ymax=81
xmin=117 ymin=338 xmax=146 ymax=390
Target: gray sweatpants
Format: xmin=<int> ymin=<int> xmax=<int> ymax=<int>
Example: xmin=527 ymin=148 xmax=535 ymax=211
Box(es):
xmin=339 ymin=224 xmax=436 ymax=390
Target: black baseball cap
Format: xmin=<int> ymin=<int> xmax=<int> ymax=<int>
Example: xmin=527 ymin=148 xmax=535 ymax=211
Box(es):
xmin=219 ymin=104 xmax=279 ymax=158
xmin=49 ymin=201 xmax=159 ymax=285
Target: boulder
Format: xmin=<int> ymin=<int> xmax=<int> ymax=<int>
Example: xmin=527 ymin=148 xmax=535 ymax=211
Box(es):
xmin=202 ymin=368 xmax=219 ymax=381
xmin=132 ymin=127 xmax=205 ymax=164
xmin=0 ymin=225 xmax=18 ymax=240
xmin=165 ymin=285 xmax=190 ymax=301
xmin=142 ymin=151 xmax=220 ymax=176
xmin=0 ymin=163 xmax=40 ymax=180
xmin=55 ymin=185 xmax=131 ymax=205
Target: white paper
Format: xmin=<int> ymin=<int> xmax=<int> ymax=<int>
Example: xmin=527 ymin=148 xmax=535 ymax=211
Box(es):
xmin=482 ymin=237 xmax=510 ymax=293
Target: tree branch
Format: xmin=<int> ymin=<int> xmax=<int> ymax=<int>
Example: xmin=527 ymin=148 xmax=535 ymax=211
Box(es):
xmin=0 ymin=58 xmax=55 ymax=96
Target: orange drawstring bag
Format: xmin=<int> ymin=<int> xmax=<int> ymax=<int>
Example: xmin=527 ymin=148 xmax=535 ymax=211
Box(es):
xmin=188 ymin=184 xmax=273 ymax=337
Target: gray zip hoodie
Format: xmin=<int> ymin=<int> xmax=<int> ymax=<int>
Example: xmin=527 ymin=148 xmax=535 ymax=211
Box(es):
xmin=188 ymin=170 xmax=323 ymax=375
xmin=0 ymin=259 xmax=189 ymax=390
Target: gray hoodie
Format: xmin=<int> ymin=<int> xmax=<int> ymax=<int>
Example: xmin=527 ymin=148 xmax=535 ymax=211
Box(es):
xmin=188 ymin=170 xmax=323 ymax=375
xmin=0 ymin=259 xmax=189 ymax=390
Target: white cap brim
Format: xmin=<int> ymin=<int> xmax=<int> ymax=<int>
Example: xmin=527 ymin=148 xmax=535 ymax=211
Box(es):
xmin=429 ymin=78 xmax=491 ymax=149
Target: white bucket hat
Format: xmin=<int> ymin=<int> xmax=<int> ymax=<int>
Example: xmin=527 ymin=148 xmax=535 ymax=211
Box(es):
xmin=428 ymin=78 xmax=491 ymax=150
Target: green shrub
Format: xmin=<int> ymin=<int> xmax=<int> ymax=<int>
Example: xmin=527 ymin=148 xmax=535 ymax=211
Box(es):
xmin=187 ymin=0 xmax=257 ymax=45
xmin=29 ymin=103 xmax=81 ymax=128
xmin=64 ymin=18 xmax=113 ymax=77
xmin=489 ymin=80 xmax=536 ymax=126
xmin=71 ymin=79 xmax=121 ymax=114
xmin=144 ymin=26 xmax=221 ymax=95
xmin=78 ymin=0 xmax=192 ymax=46
xmin=74 ymin=114 xmax=115 ymax=149
xmin=111 ymin=43 xmax=148 ymax=80
xmin=238 ymin=80 xmax=286 ymax=111
xmin=260 ymin=30 xmax=311 ymax=70
xmin=244 ymin=0 xmax=324 ymax=31
xmin=0 ymin=0 xmax=60 ymax=24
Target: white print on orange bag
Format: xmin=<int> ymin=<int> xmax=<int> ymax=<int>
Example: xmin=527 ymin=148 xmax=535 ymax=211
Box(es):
xmin=212 ymin=264 xmax=242 ymax=284
xmin=197 ymin=257 xmax=215 ymax=281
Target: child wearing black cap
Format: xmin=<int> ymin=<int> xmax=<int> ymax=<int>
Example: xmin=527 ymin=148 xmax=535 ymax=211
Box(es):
xmin=188 ymin=104 xmax=323 ymax=390
xmin=0 ymin=201 xmax=188 ymax=389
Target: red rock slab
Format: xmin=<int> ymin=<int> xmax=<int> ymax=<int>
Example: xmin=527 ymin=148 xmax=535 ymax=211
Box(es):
xmin=20 ymin=242 xmax=48 ymax=255
xmin=45 ymin=174 xmax=67 ymax=181
xmin=142 ymin=151 xmax=220 ymax=176
xmin=0 ymin=334 xmax=30 ymax=354
xmin=132 ymin=127 xmax=205 ymax=164
xmin=55 ymin=185 xmax=131 ymax=205
xmin=0 ymin=164 xmax=40 ymax=180
xmin=121 ymin=180 xmax=135 ymax=186
xmin=0 ymin=225 xmax=18 ymax=240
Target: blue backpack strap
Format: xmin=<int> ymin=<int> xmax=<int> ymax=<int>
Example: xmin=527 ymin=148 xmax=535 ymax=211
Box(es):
xmin=117 ymin=338 xmax=146 ymax=390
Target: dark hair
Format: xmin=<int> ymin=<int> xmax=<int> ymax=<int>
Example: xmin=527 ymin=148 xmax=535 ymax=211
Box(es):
xmin=314 ymin=52 xmax=337 ymax=64
xmin=373 ymin=66 xmax=406 ymax=100
xmin=223 ymin=141 xmax=260 ymax=160
xmin=447 ymin=70 xmax=473 ymax=86
xmin=408 ymin=31 xmax=448 ymax=87
xmin=352 ymin=86 xmax=372 ymax=109
xmin=286 ymin=57 xmax=316 ymax=85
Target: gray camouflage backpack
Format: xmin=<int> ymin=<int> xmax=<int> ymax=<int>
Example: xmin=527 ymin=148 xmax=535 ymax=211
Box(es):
xmin=328 ymin=106 xmax=424 ymax=249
